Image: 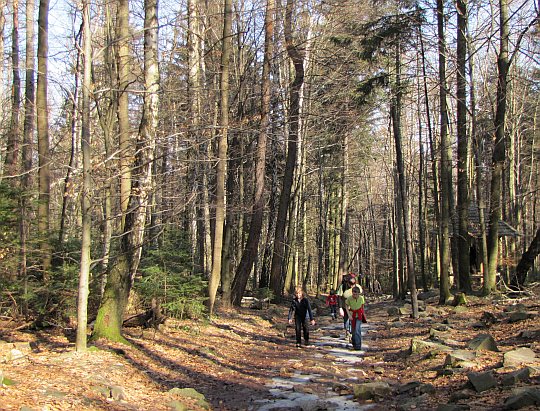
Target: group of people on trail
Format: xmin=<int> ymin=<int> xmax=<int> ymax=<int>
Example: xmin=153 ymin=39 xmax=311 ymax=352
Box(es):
xmin=288 ymin=273 xmax=366 ymax=350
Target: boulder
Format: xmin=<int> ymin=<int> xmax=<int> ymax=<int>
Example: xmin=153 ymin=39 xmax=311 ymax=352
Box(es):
xmin=410 ymin=338 xmax=452 ymax=355
xmin=501 ymin=367 xmax=531 ymax=386
xmin=467 ymin=371 xmax=497 ymax=392
xmin=468 ymin=334 xmax=499 ymax=352
xmin=352 ymin=381 xmax=391 ymax=400
xmin=503 ymin=347 xmax=537 ymax=368
xmin=444 ymin=350 xmax=477 ymax=368
xmin=503 ymin=388 xmax=540 ymax=410
xmin=508 ymin=312 xmax=529 ymax=323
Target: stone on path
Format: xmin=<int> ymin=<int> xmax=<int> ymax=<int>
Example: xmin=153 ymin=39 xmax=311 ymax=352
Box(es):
xmin=467 ymin=370 xmax=497 ymax=392
xmin=468 ymin=333 xmax=499 ymax=352
xmin=503 ymin=347 xmax=537 ymax=368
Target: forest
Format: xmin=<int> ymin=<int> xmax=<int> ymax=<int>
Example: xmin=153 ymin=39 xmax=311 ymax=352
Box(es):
xmin=0 ymin=0 xmax=538 ymax=350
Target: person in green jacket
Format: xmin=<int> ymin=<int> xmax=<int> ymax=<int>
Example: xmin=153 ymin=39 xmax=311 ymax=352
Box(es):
xmin=345 ymin=286 xmax=366 ymax=350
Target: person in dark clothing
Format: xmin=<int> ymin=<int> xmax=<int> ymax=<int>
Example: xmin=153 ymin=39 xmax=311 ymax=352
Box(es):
xmin=288 ymin=286 xmax=315 ymax=348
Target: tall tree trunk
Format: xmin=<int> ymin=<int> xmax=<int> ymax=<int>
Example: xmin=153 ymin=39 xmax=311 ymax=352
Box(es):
xmin=339 ymin=132 xmax=349 ymax=277
xmin=187 ymin=0 xmax=206 ymax=276
xmin=231 ymin=0 xmax=275 ymax=306
xmin=437 ymin=0 xmax=451 ymax=303
xmin=92 ymin=0 xmax=159 ymax=342
xmin=0 ymin=0 xmax=4 ymax=95
xmin=485 ymin=0 xmax=509 ymax=294
xmin=269 ymin=0 xmax=303 ymax=298
xmin=468 ymin=23 xmax=489 ymax=282
xmin=391 ymin=45 xmax=418 ymax=317
xmin=208 ymin=0 xmax=232 ymax=315
xmin=117 ymin=0 xmax=131 ymax=221
xmin=58 ymin=45 xmax=80 ymax=245
xmin=95 ymin=3 xmax=116 ymax=298
xmin=420 ymin=23 xmax=440 ymax=291
xmin=456 ymin=0 xmax=471 ymax=293
xmin=20 ymin=0 xmax=35 ymax=303
xmin=77 ymin=0 xmax=92 ymax=352
xmin=4 ymin=0 xmax=21 ymax=182
xmin=37 ymin=0 xmax=52 ymax=278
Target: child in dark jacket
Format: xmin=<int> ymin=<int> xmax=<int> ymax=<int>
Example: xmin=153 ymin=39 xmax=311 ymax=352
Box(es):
xmin=288 ymin=286 xmax=315 ymax=348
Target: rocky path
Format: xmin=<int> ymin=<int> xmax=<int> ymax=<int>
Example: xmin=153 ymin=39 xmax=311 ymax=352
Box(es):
xmin=250 ymin=306 xmax=379 ymax=410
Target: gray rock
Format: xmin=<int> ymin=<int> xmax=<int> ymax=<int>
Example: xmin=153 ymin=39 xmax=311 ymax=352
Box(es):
xmin=352 ymin=381 xmax=391 ymax=400
xmin=468 ymin=334 xmax=499 ymax=352
xmin=504 ymin=304 xmax=527 ymax=313
xmin=431 ymin=323 xmax=451 ymax=332
xmin=518 ymin=329 xmax=540 ymax=339
xmin=444 ymin=350 xmax=477 ymax=368
xmin=503 ymin=347 xmax=537 ymax=367
xmin=467 ymin=370 xmax=497 ymax=392
xmin=508 ymin=312 xmax=529 ymax=323
xmin=410 ymin=338 xmax=452 ymax=355
xmin=449 ymin=389 xmax=473 ymax=402
xmin=501 ymin=367 xmax=531 ymax=386
xmin=503 ymin=388 xmax=540 ymax=410
xmin=480 ymin=311 xmax=498 ymax=324
xmin=396 ymin=381 xmax=421 ymax=394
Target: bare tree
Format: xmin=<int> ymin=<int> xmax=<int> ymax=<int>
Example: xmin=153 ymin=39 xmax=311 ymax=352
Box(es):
xmin=231 ymin=0 xmax=275 ymax=306
xmin=208 ymin=0 xmax=232 ymax=315
xmin=76 ymin=0 xmax=92 ymax=352
xmin=36 ymin=0 xmax=52 ymax=277
xmin=92 ymin=0 xmax=159 ymax=342
xmin=269 ymin=0 xmax=304 ymax=297
xmin=485 ymin=0 xmax=510 ymax=294
xmin=4 ymin=0 xmax=21 ymax=182
xmin=437 ymin=0 xmax=451 ymax=304
xmin=456 ymin=0 xmax=471 ymax=293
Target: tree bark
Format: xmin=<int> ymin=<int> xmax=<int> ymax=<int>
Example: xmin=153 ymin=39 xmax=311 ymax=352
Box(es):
xmin=4 ymin=0 xmax=21 ymax=181
xmin=437 ymin=0 xmax=451 ymax=303
xmin=456 ymin=0 xmax=471 ymax=293
xmin=269 ymin=0 xmax=303 ymax=298
xmin=37 ymin=0 xmax=52 ymax=277
xmin=208 ymin=0 xmax=232 ymax=315
xmin=391 ymin=44 xmax=418 ymax=318
xmin=20 ymin=0 xmax=35 ymax=298
xmin=117 ymin=0 xmax=131 ymax=220
xmin=485 ymin=0 xmax=509 ymax=295
xmin=231 ymin=0 xmax=275 ymax=306
xmin=77 ymin=0 xmax=92 ymax=352
xmin=92 ymin=0 xmax=159 ymax=342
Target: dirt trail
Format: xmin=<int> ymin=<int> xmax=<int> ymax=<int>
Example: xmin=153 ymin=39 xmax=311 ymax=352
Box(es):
xmin=1 ymin=293 xmax=539 ymax=410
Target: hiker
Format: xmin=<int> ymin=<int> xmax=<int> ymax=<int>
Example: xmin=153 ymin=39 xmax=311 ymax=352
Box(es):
xmin=325 ymin=289 xmax=338 ymax=320
xmin=288 ymin=286 xmax=316 ymax=348
xmin=337 ymin=274 xmax=358 ymax=341
xmin=345 ymin=285 xmax=366 ymax=350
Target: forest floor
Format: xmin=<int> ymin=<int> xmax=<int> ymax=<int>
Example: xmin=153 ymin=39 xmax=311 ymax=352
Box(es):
xmin=0 ymin=285 xmax=539 ymax=411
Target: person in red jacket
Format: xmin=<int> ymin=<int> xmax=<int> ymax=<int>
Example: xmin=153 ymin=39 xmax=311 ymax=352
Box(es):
xmin=325 ymin=289 xmax=338 ymax=320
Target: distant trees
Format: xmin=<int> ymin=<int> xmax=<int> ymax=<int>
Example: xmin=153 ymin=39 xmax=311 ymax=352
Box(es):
xmin=0 ymin=0 xmax=538 ymax=342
